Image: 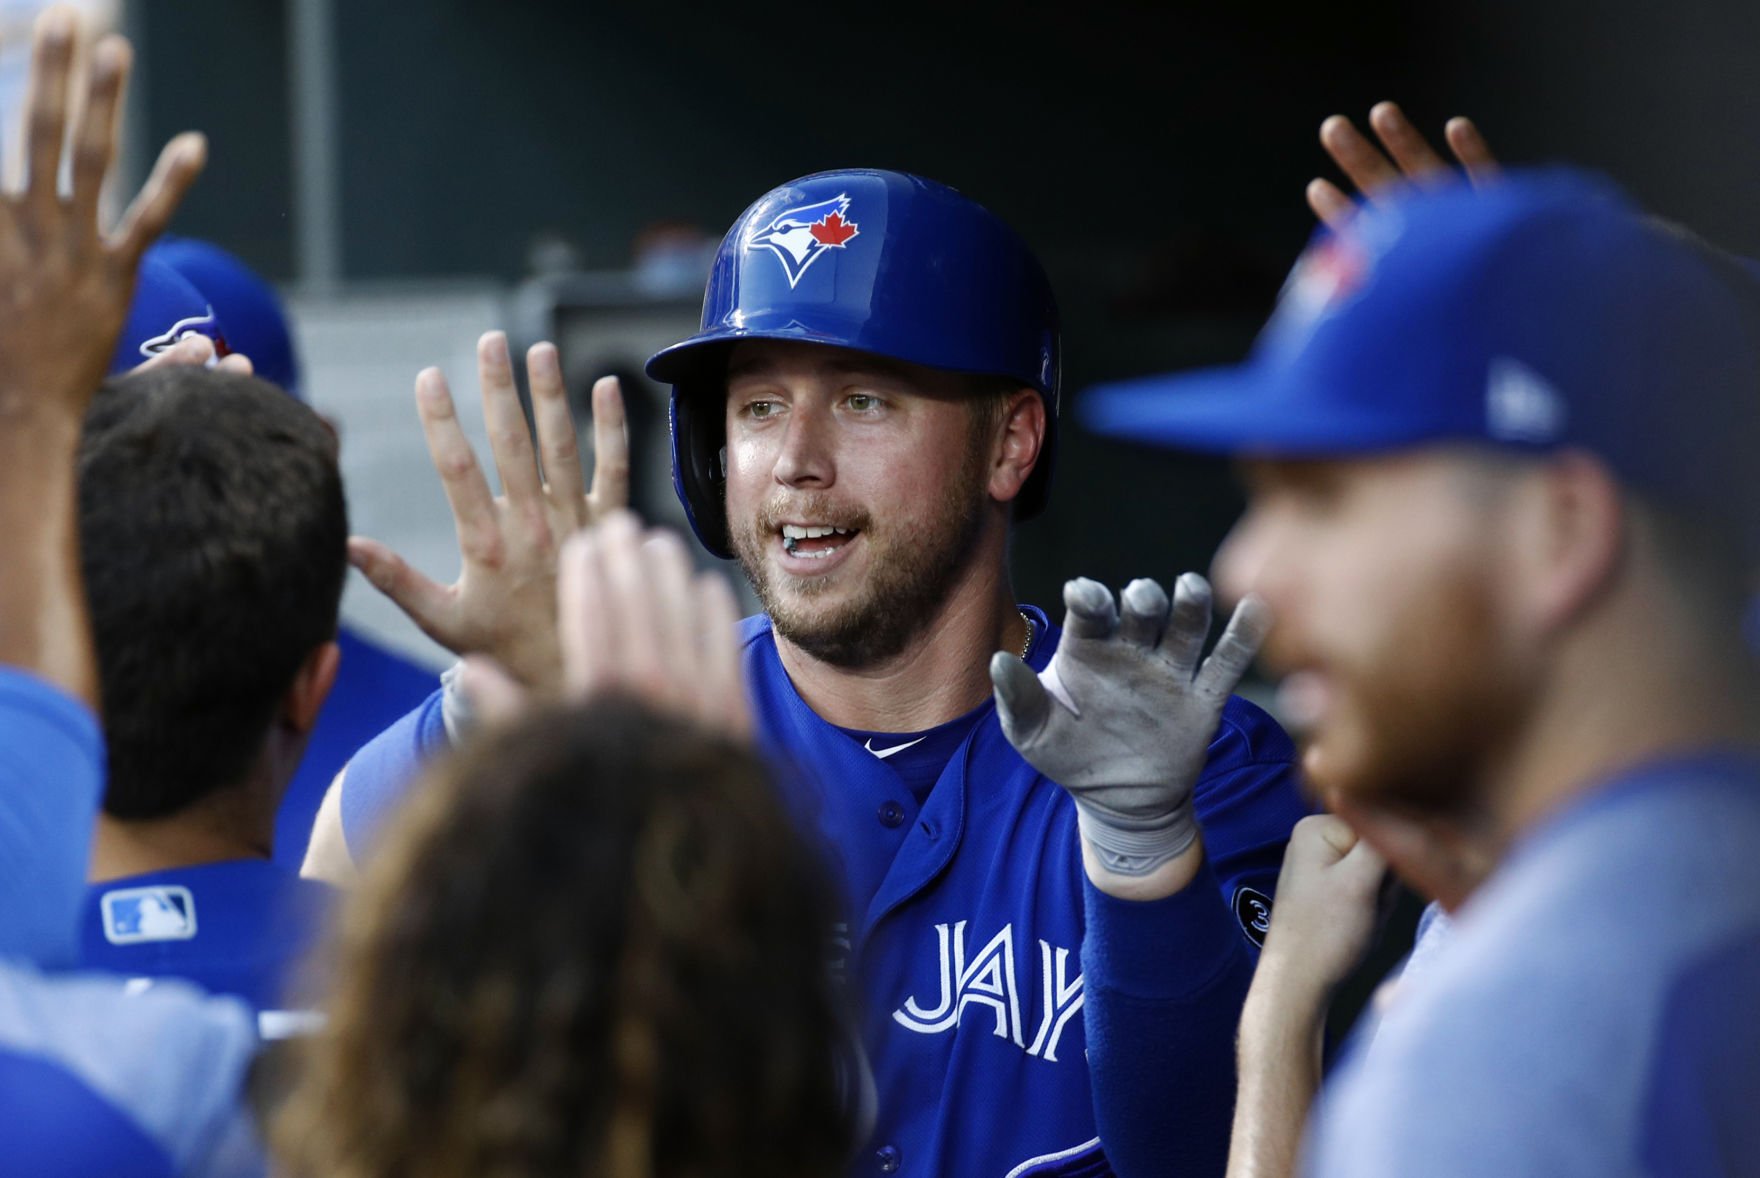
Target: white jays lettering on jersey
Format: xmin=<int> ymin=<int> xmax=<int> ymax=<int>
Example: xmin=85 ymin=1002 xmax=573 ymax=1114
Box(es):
xmin=333 ymin=610 xmax=1310 ymax=1177
xmin=741 ymin=608 xmax=1309 ymax=1177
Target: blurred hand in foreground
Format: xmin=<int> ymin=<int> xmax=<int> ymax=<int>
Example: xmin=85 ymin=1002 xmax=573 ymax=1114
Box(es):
xmin=1307 ymin=101 xmax=1499 ymax=231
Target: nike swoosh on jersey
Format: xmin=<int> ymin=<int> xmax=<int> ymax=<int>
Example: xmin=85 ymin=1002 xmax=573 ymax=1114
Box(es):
xmin=865 ymin=736 xmax=928 ymax=760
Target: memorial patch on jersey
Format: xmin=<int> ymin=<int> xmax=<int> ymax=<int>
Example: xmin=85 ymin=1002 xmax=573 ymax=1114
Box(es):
xmin=1233 ymin=885 xmax=1272 ymax=947
xmin=747 ymin=193 xmax=860 ymax=288
xmin=100 ymin=885 xmax=198 ymax=945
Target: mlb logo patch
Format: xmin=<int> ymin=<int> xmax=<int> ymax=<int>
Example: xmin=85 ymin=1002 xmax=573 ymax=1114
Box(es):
xmin=101 ymin=885 xmax=198 ymax=945
xmin=747 ymin=193 xmax=860 ymax=288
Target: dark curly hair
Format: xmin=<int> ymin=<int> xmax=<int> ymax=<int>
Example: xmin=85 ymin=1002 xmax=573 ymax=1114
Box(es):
xmin=273 ymin=696 xmax=856 ymax=1178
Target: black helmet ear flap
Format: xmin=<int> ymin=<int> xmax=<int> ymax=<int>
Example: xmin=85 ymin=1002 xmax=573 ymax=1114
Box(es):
xmin=667 ymin=383 xmax=734 ymax=560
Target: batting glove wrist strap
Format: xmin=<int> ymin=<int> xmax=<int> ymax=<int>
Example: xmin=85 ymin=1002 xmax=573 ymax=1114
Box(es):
xmin=1074 ymin=795 xmax=1199 ymax=877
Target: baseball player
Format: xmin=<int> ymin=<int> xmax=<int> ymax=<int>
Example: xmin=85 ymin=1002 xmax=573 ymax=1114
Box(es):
xmin=75 ymin=362 xmax=345 ymax=1017
xmin=323 ymin=170 xmax=1311 ymax=1176
xmin=0 ymin=8 xmax=264 ymax=1173
xmin=1082 ymin=170 xmax=1760 ymax=1176
xmin=149 ymin=235 xmax=441 ymax=871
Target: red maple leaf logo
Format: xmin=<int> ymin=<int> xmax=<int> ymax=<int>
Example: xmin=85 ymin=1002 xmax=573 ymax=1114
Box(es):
xmin=810 ymin=211 xmax=858 ymax=247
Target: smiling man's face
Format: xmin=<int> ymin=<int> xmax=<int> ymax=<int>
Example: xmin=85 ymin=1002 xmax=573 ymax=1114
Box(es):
xmin=722 ymin=338 xmax=1002 ymax=668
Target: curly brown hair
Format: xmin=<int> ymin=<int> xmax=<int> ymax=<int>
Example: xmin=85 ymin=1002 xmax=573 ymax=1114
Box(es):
xmin=273 ymin=696 xmax=856 ymax=1178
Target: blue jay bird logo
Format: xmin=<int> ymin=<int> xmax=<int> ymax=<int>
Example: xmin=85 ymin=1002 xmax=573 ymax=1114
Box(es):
xmin=138 ymin=306 xmax=229 ymax=360
xmin=746 ymin=194 xmax=860 ymax=288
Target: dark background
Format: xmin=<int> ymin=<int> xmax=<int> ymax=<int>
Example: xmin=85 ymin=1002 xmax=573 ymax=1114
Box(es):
xmin=133 ymin=0 xmax=1760 ymax=610
xmin=130 ymin=0 xmax=1760 ymax=1028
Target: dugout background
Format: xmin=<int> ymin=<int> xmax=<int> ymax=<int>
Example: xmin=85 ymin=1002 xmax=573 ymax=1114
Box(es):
xmin=125 ymin=0 xmax=1760 ymax=1045
xmin=131 ymin=0 xmax=1760 ymax=613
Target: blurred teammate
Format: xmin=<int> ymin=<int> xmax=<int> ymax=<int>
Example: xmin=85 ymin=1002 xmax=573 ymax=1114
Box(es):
xmin=323 ymin=170 xmax=1309 ymax=1175
xmin=0 ymin=7 xmax=264 ymax=1173
xmin=278 ymin=517 xmax=856 ymax=1178
xmin=1084 ymin=169 xmax=1760 ymax=1176
xmin=150 ymin=235 xmax=439 ymax=869
xmin=75 ymin=363 xmax=346 ymax=1016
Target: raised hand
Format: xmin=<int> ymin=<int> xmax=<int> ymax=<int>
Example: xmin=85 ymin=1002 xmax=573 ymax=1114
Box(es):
xmin=0 ymin=9 xmax=206 ymax=420
xmin=0 ymin=6 xmax=205 ymax=708
xmin=348 ymin=331 xmax=630 ymax=690
xmin=455 ymin=511 xmax=750 ymax=740
xmin=1307 ymin=101 xmax=1499 ymax=231
xmin=990 ymin=574 xmax=1270 ymax=883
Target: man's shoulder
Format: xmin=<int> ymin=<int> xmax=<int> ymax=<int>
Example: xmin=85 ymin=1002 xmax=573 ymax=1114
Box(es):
xmin=0 ymin=961 xmax=259 ymax=1174
xmin=1213 ymin=693 xmax=1298 ymax=766
xmin=738 ymin=613 xmax=774 ymax=649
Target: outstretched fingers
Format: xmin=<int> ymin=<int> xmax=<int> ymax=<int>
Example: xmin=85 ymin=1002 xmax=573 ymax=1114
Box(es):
xmin=1060 ymin=577 xmax=1117 ymax=641
xmin=67 ymin=34 xmax=129 ymax=235
xmin=526 ymin=341 xmax=585 ymax=504
xmin=1319 ymin=114 xmax=1403 ymax=202
xmin=347 ymin=536 xmax=455 ymax=642
xmin=1306 ymin=177 xmax=1358 ymax=232
xmin=1116 ymin=577 xmax=1169 ymax=648
xmin=22 ymin=9 xmax=75 ymax=223
xmin=477 ymin=331 xmax=543 ymax=507
xmin=586 ymin=375 xmax=630 ymax=517
xmin=414 ymin=366 xmax=504 ymax=566
xmin=1193 ymin=594 xmax=1271 ymax=701
xmin=696 ymin=569 xmax=750 ymax=738
xmin=1445 ymin=117 xmax=1501 ymax=185
xmin=991 ymin=651 xmax=1053 ymax=746
xmin=1367 ymin=101 xmax=1452 ymax=184
xmin=110 ymin=131 xmax=206 ymax=269
xmin=1159 ymin=572 xmax=1214 ymax=678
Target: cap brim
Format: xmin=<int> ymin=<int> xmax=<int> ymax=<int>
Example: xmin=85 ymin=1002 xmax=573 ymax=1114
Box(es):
xmin=1080 ymin=363 xmax=1443 ymax=457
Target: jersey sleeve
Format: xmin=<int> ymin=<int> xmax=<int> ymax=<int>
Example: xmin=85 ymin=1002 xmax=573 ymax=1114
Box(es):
xmin=1082 ymin=693 xmax=1309 ymax=1178
xmin=337 ymin=686 xmax=448 ymax=860
xmin=1081 ymin=863 xmax=1252 ymax=1178
xmin=0 ymin=668 xmax=105 ymax=969
xmin=1192 ymin=695 xmax=1314 ymax=953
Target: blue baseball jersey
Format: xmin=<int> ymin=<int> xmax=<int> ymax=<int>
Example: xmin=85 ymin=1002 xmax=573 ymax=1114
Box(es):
xmin=0 ymin=668 xmax=106 ymax=969
xmin=0 ymin=961 xmax=264 ymax=1177
xmin=337 ymin=605 xmax=1308 ymax=1176
xmin=0 ymin=671 xmax=264 ymax=1174
xmin=277 ymin=625 xmax=437 ymax=869
xmin=78 ymin=858 xmax=333 ymax=1012
xmin=1303 ymin=753 xmax=1760 ymax=1178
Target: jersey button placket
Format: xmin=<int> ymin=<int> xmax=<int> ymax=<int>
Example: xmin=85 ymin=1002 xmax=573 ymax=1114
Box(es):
xmin=877 ymin=800 xmax=906 ymax=828
xmin=875 ymin=1144 xmax=902 ymax=1172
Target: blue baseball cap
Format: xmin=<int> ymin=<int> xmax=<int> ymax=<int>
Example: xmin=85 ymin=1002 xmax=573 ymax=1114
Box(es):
xmin=108 ymin=256 xmax=230 ymax=376
xmin=149 ymin=237 xmax=302 ymax=399
xmin=1083 ymin=169 xmax=1760 ymax=532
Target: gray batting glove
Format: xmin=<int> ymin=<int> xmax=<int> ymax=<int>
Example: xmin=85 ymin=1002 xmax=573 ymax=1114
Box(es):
xmin=990 ymin=574 xmax=1271 ymax=877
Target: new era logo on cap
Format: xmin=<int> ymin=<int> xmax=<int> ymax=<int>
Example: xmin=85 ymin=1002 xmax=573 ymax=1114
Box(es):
xmin=100 ymin=885 xmax=197 ymax=945
xmin=1486 ymin=357 xmax=1567 ymax=443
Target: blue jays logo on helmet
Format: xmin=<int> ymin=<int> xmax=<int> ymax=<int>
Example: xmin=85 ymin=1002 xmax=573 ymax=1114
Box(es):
xmin=746 ymin=193 xmax=861 ymax=288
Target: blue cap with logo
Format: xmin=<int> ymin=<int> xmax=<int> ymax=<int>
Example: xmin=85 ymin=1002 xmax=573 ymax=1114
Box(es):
xmin=149 ymin=237 xmax=302 ymax=399
xmin=107 ymin=255 xmax=230 ymax=376
xmin=1083 ymin=168 xmax=1760 ymax=533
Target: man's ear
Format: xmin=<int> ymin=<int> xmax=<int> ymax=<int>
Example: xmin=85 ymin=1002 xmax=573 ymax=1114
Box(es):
xmin=280 ymin=640 xmax=341 ymax=736
xmin=1511 ymin=449 xmax=1626 ymax=635
xmin=989 ymin=389 xmax=1046 ymax=504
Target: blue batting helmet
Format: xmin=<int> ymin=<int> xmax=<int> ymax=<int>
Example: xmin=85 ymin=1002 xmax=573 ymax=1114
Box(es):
xmin=645 ymin=169 xmax=1061 ymax=559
